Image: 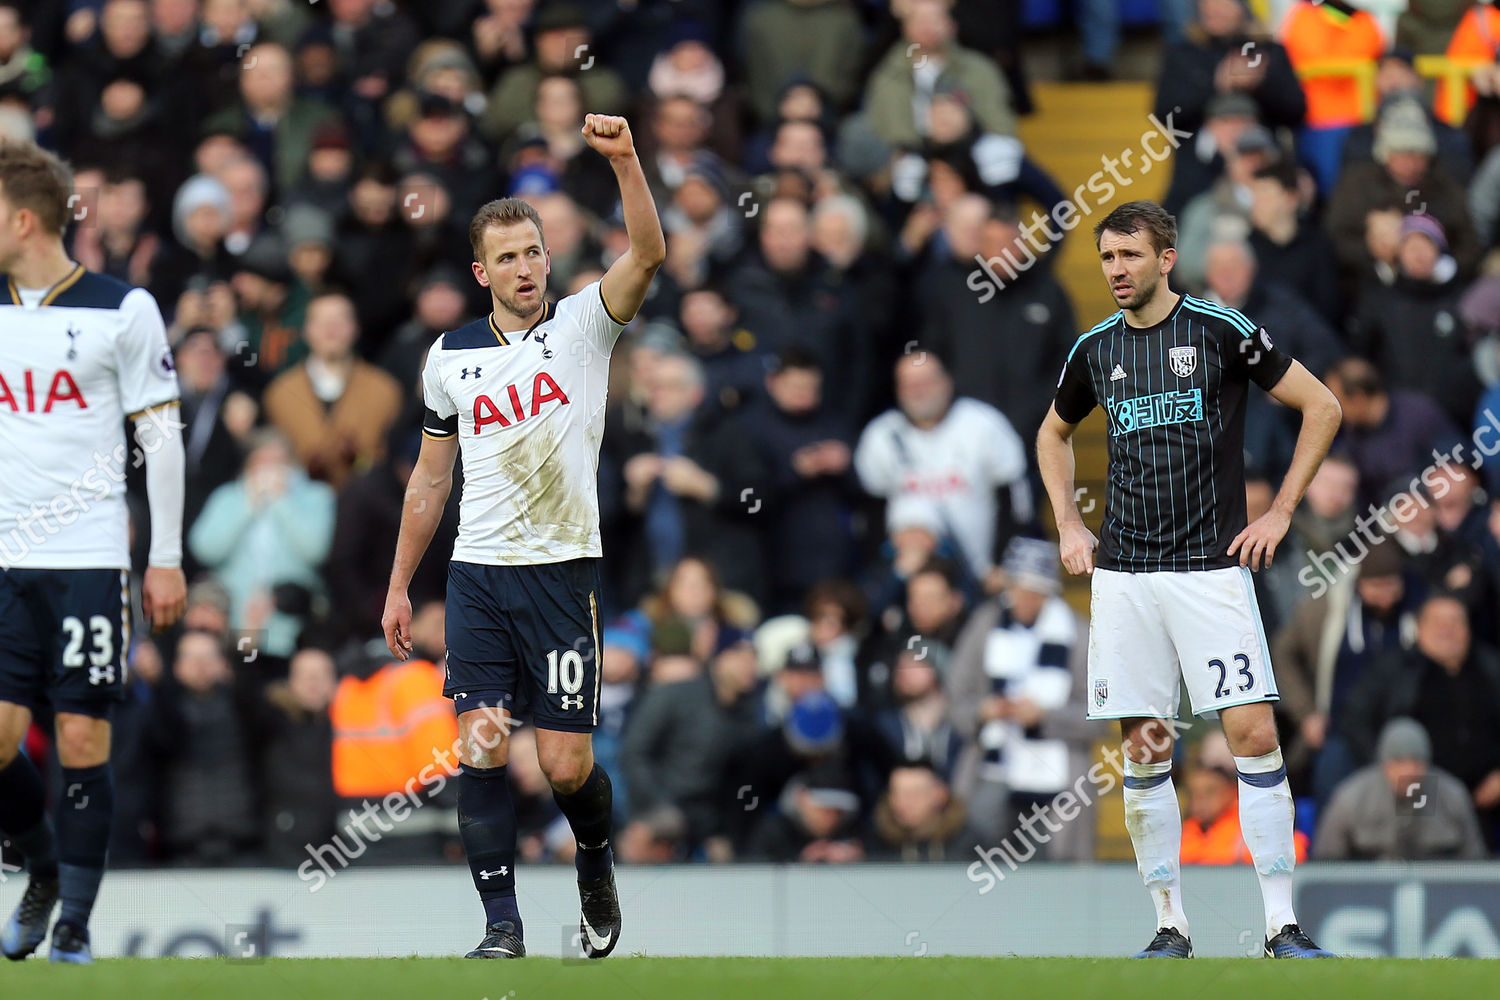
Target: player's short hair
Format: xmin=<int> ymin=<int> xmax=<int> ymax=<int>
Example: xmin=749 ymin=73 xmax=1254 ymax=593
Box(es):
xmin=1093 ymin=199 xmax=1177 ymax=254
xmin=0 ymin=141 xmax=74 ymax=237
xmin=469 ymin=197 xmax=546 ymax=262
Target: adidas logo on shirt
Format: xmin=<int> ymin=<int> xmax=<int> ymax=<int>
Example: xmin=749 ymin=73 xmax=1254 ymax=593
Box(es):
xmin=1109 ymin=364 xmax=1127 ymax=381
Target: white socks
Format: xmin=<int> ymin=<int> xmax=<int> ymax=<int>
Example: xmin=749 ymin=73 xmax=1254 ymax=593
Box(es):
xmin=1123 ymin=758 xmax=1188 ymax=934
xmin=1235 ymin=748 xmax=1298 ymax=936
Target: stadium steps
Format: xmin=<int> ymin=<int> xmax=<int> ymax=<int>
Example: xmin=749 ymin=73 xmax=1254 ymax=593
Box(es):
xmin=1021 ymin=82 xmax=1171 ymax=861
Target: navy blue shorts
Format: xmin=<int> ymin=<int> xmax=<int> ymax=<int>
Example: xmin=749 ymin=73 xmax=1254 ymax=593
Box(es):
xmin=444 ymin=558 xmax=602 ymax=733
xmin=0 ymin=568 xmax=130 ymax=719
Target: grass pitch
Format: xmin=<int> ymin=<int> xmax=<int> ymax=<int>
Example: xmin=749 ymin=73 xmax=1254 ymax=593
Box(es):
xmin=0 ymin=956 xmax=1489 ymax=1000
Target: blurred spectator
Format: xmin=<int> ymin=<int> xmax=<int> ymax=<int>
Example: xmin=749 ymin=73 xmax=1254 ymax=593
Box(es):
xmin=70 ymin=168 xmax=167 ymax=293
xmin=745 ymin=762 xmax=865 ymax=863
xmin=1153 ymin=0 xmax=1305 ymax=140
xmin=659 ymin=156 xmax=743 ymax=278
xmin=257 ymin=646 xmax=337 ymax=867
xmin=328 ymin=601 xmax=458 ymax=862
xmin=1200 ymin=235 xmax=1340 ymax=480
xmin=391 ymin=90 xmax=497 ymax=222
xmin=855 ymin=353 xmax=1029 ymax=581
xmin=203 ymin=41 xmax=340 ymax=192
xmin=1399 ymin=464 xmax=1500 ymax=645
xmin=174 ymin=328 xmax=251 ymax=530
xmin=1326 ymin=97 xmax=1480 ymax=284
xmin=468 ymin=0 xmax=535 ymax=83
xmin=335 ymin=161 xmax=412 ymax=342
xmin=158 ymin=172 xmax=235 ymax=306
xmin=230 ymin=234 xmax=306 ymax=378
xmin=263 ymin=291 xmax=403 ymax=488
xmin=1174 ymin=120 xmax=1280 ymax=286
xmin=644 ymin=29 xmax=740 ymax=162
xmin=617 ymin=803 xmax=688 ymax=864
xmin=150 ymin=629 xmax=258 ymax=864
xmin=743 ymin=348 xmax=859 ymax=614
xmin=507 ymin=73 xmax=616 ymax=217
xmin=948 ymin=537 xmax=1096 ymax=853
xmin=1277 ymin=0 xmax=1384 ymax=192
xmin=54 ymin=0 xmax=163 ymax=153
xmin=677 ymin=283 xmax=762 ymax=414
xmin=1314 ymin=717 xmax=1487 ymax=860
xmin=480 ymin=2 xmax=625 ymax=144
xmin=743 ymin=0 xmax=864 ymax=124
xmin=863 ymin=0 xmax=1013 ymax=149
xmin=282 ymin=203 xmax=336 ymax=297
xmin=1181 ymin=732 xmax=1309 ymax=864
xmin=378 ymin=265 xmax=471 ymax=386
xmin=325 ymin=0 xmax=418 ymax=110
xmin=924 ymin=209 xmax=1076 ymax=445
xmin=620 ymin=634 xmax=764 ymax=847
xmin=873 ymin=642 xmax=962 ymax=779
xmin=1161 ymin=91 xmax=1266 ymax=230
xmin=1324 ymin=357 xmax=1462 ymax=509
xmin=1275 ymin=537 xmax=1419 ymax=803
xmin=863 ymin=495 xmax=975 ymax=657
xmin=1351 ymin=213 xmax=1482 ymax=429
xmin=1342 ymin=594 xmax=1500 ymax=832
xmin=609 ymin=353 xmax=770 ymax=606
xmin=640 ymin=94 xmax=717 ymax=204
xmin=327 ymin=430 xmax=458 ymax=646
xmin=1245 ymin=160 xmax=1342 ymax=325
xmin=217 ymin=153 xmax=269 ymax=254
xmin=869 ymin=761 xmax=978 ymax=862
xmin=725 ymin=197 xmax=871 ymax=423
xmin=802 ymin=580 xmax=867 ymax=709
xmin=287 ymin=119 xmax=355 ymax=220
xmin=188 ymin=428 xmax=336 ymax=658
xmin=1340 ymin=50 xmax=1472 ymax=186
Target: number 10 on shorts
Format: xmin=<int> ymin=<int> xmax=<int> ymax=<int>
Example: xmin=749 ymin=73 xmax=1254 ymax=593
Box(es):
xmin=546 ymin=648 xmax=585 ymax=696
xmin=1209 ymin=652 xmax=1254 ymax=700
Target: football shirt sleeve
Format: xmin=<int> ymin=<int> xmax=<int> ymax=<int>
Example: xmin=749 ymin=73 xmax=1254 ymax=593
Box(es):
xmin=1233 ymin=325 xmax=1295 ymax=391
xmin=421 ymin=339 xmax=458 ymax=439
xmin=114 ymin=287 xmax=179 ymax=416
xmin=1051 ymin=351 xmax=1097 ymax=424
xmin=564 ymin=280 xmax=628 ymax=361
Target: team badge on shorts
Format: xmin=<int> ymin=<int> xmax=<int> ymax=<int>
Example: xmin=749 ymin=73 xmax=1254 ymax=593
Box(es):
xmin=1094 ymin=678 xmax=1108 ymax=708
xmin=1169 ymin=346 xmax=1197 ymax=378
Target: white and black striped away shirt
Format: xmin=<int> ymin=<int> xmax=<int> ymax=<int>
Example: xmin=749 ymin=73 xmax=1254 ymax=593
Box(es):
xmin=1052 ymin=294 xmax=1294 ymax=573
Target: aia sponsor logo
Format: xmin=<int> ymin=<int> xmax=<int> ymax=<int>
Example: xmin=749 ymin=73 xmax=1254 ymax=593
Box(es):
xmin=0 ymin=370 xmax=87 ymax=412
xmin=472 ymin=372 xmax=569 ymax=432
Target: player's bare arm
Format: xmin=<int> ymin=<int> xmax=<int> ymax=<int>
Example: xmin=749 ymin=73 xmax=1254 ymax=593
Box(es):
xmin=1036 ymin=404 xmax=1098 ymax=576
xmin=1227 ymin=361 xmax=1342 ymax=571
xmin=584 ymin=113 xmax=666 ymax=323
xmin=383 ymin=433 xmax=459 ymax=659
xmin=135 ymin=403 xmax=187 ymax=629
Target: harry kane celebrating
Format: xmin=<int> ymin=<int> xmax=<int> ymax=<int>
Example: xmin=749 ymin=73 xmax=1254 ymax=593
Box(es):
xmin=0 ymin=141 xmax=187 ymax=964
xmin=382 ymin=114 xmax=663 ymax=960
xmin=1037 ymin=202 xmax=1342 ymax=959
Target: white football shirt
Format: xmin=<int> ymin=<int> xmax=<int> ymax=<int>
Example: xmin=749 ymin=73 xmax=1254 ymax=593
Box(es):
xmin=0 ymin=265 xmax=180 ymax=569
xmin=854 ymin=397 xmax=1030 ymax=577
xmin=422 ymin=281 xmax=625 ymax=566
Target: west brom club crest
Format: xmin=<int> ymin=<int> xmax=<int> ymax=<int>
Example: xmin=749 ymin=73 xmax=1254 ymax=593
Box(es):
xmin=1168 ymin=346 xmax=1197 ymax=378
xmin=1094 ymin=677 xmax=1108 ymax=708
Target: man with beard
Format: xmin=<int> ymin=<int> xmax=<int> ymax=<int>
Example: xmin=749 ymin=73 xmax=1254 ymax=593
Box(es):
xmin=1038 ymin=200 xmax=1342 ymax=958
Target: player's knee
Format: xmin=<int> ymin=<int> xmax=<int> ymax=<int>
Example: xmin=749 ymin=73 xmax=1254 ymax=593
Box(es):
xmin=540 ymin=752 xmax=590 ymax=795
xmin=1121 ymin=718 xmax=1175 ymax=763
xmin=54 ymin=713 xmax=110 ymax=767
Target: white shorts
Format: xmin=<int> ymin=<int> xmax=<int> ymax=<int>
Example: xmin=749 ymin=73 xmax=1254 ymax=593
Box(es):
xmin=1086 ymin=566 xmax=1279 ymax=720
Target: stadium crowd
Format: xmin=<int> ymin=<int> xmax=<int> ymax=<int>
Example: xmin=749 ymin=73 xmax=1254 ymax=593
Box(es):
xmin=3 ymin=0 xmax=1500 ymax=871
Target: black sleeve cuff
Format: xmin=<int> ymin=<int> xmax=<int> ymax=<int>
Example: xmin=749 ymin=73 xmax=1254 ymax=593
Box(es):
xmin=423 ymin=407 xmax=458 ymax=439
